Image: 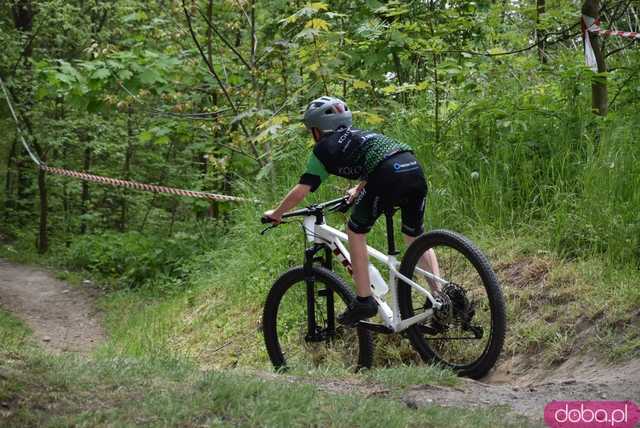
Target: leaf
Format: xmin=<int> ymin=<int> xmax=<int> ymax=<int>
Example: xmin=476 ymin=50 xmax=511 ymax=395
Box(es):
xmin=295 ymin=28 xmax=320 ymax=40
xmin=123 ymin=11 xmax=147 ymax=23
xmin=356 ymin=111 xmax=384 ymax=125
xmin=156 ymin=135 xmax=170 ymax=145
xmin=36 ymin=86 xmax=50 ymax=100
xmin=256 ymin=162 xmax=273 ymax=181
xmin=352 ymin=80 xmax=371 ymax=89
xmin=55 ymin=72 xmax=74 ymax=85
xmin=118 ymin=69 xmax=133 ymax=81
xmin=305 ymin=18 xmax=330 ymax=31
xmin=415 ymin=81 xmax=429 ymax=91
xmin=152 ymin=126 xmax=171 ymax=136
xmin=139 ymin=131 xmax=153 ymax=143
xmin=310 ymin=2 xmax=329 ymax=11
xmin=92 ymin=68 xmax=111 ymax=80
xmin=139 ymin=69 xmax=160 ymax=84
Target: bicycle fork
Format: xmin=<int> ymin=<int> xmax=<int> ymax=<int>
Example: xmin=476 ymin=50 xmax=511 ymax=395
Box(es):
xmin=303 ymin=245 xmax=336 ymax=343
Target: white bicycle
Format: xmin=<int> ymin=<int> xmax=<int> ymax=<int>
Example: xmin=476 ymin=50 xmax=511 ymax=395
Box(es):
xmin=261 ymin=197 xmax=506 ymax=379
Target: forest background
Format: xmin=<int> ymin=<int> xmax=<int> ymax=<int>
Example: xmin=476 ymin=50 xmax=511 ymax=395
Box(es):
xmin=1 ymin=0 xmax=639 ymax=410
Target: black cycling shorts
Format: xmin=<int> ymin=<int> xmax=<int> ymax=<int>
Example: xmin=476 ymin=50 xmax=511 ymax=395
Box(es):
xmin=348 ymin=151 xmax=427 ymax=237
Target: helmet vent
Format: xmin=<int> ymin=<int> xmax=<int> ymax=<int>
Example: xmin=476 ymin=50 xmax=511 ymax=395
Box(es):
xmin=325 ymin=109 xmax=333 ymax=114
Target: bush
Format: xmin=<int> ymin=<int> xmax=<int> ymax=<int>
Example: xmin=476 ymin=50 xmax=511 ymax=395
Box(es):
xmin=61 ymin=230 xmax=212 ymax=289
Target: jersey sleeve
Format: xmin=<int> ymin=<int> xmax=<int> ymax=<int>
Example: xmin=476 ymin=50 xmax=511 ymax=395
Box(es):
xmin=299 ymin=152 xmax=329 ymax=192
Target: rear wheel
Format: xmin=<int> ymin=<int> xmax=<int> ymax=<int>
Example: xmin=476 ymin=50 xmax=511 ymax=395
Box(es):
xmin=263 ymin=266 xmax=374 ymax=371
xmin=398 ymin=230 xmax=506 ymax=379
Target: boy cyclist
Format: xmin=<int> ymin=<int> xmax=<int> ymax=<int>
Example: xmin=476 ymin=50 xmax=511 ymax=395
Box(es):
xmin=263 ymin=96 xmax=439 ymax=326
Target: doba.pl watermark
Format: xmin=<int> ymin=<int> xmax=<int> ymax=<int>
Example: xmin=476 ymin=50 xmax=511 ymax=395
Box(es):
xmin=544 ymin=401 xmax=640 ymax=428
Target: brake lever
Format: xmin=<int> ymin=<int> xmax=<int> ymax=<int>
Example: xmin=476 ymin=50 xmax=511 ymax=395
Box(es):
xmin=260 ymin=220 xmax=290 ymax=235
xmin=261 ymin=223 xmax=278 ymax=235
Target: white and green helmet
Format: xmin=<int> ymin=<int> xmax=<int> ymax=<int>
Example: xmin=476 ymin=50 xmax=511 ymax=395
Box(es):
xmin=303 ymin=96 xmax=352 ymax=133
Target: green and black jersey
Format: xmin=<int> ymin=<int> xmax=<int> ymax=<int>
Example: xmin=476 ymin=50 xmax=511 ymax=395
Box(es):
xmin=299 ymin=127 xmax=412 ymax=192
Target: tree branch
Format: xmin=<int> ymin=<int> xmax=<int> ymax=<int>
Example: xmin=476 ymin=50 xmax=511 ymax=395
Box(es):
xmin=605 ymin=38 xmax=637 ymax=58
xmin=436 ymin=26 xmax=581 ymax=58
xmin=181 ymin=0 xmax=263 ymax=164
xmin=609 ymin=69 xmax=638 ymax=107
xmin=196 ymin=5 xmax=252 ymax=70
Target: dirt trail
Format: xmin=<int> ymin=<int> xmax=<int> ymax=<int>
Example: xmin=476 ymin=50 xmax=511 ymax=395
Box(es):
xmin=404 ymin=356 xmax=640 ymax=419
xmin=254 ymin=355 xmax=640 ymax=422
xmin=1 ymin=258 xmax=638 ymax=424
xmin=0 ymin=258 xmax=104 ymax=354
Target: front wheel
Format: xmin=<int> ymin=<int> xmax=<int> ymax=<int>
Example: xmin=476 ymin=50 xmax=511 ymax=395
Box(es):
xmin=263 ymin=266 xmax=374 ymax=372
xmin=398 ymin=230 xmax=506 ymax=379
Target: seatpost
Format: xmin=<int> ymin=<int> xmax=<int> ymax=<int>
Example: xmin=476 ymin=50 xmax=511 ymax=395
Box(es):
xmin=385 ymin=210 xmax=399 ymax=256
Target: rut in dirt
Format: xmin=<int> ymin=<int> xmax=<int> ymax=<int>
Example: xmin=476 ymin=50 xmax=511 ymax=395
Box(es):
xmin=0 ymin=258 xmax=104 ymax=354
xmin=256 ymin=354 xmax=640 ymax=422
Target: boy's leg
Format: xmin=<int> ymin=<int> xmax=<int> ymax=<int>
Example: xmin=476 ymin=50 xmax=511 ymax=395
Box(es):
xmin=397 ymin=160 xmax=441 ymax=293
xmin=338 ymin=191 xmax=380 ymax=326
xmin=403 ymin=234 xmax=441 ymax=293
xmin=347 ymin=227 xmax=372 ymax=297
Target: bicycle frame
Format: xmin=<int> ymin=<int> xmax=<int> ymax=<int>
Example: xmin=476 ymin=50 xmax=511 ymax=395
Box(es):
xmin=302 ymin=215 xmax=448 ymax=333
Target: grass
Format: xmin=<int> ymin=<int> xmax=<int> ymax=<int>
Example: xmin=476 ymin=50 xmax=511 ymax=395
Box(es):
xmin=3 ymin=197 xmax=638 ymax=375
xmin=0 ymin=309 xmax=540 ymax=428
xmin=88 ymin=217 xmax=638 ymax=374
xmin=362 ymin=365 xmax=460 ymax=389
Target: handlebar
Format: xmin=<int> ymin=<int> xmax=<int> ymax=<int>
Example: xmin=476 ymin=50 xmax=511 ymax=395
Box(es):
xmin=260 ymin=196 xmax=351 ymax=227
xmin=282 ymin=196 xmax=350 ymax=219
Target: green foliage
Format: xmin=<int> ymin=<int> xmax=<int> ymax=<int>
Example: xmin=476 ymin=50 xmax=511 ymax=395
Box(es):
xmin=60 ymin=229 xmax=217 ymax=290
xmin=2 ymin=0 xmax=640 ymax=267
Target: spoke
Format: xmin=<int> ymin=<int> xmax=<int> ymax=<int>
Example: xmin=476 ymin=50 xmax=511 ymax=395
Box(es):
xmin=408 ymin=242 xmax=492 ymax=367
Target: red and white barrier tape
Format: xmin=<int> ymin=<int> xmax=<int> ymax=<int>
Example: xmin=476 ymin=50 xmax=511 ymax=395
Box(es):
xmin=582 ymin=14 xmax=639 ymax=71
xmin=41 ymin=166 xmax=256 ymax=203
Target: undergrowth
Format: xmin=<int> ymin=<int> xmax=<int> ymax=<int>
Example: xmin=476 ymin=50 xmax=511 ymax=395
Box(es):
xmin=0 ymin=309 xmax=538 ymax=428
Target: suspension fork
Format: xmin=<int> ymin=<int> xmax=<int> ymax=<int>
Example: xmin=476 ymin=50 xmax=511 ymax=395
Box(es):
xmin=322 ymin=246 xmax=335 ymax=334
xmin=303 ymin=244 xmax=335 ymax=342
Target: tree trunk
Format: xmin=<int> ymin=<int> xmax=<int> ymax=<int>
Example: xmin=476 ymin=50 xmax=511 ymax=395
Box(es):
xmin=536 ymin=0 xmax=547 ymax=64
xmin=582 ymin=0 xmax=608 ymax=116
xmin=11 ymin=0 xmax=36 ymax=222
xmin=62 ymin=144 xmax=70 ymax=239
xmin=37 ymin=160 xmax=48 ymax=254
xmin=392 ymin=51 xmax=406 ymax=105
xmin=206 ymin=0 xmax=213 ymax=66
xmin=3 ymin=138 xmax=17 ymax=218
xmin=119 ymin=106 xmax=134 ymax=231
xmin=80 ymin=145 xmax=92 ymax=234
xmin=433 ymin=54 xmax=440 ymax=146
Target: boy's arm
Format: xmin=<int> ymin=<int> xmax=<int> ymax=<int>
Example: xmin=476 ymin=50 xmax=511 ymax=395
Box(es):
xmin=264 ymin=184 xmax=311 ymax=223
xmin=264 ymin=152 xmax=326 ymax=223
